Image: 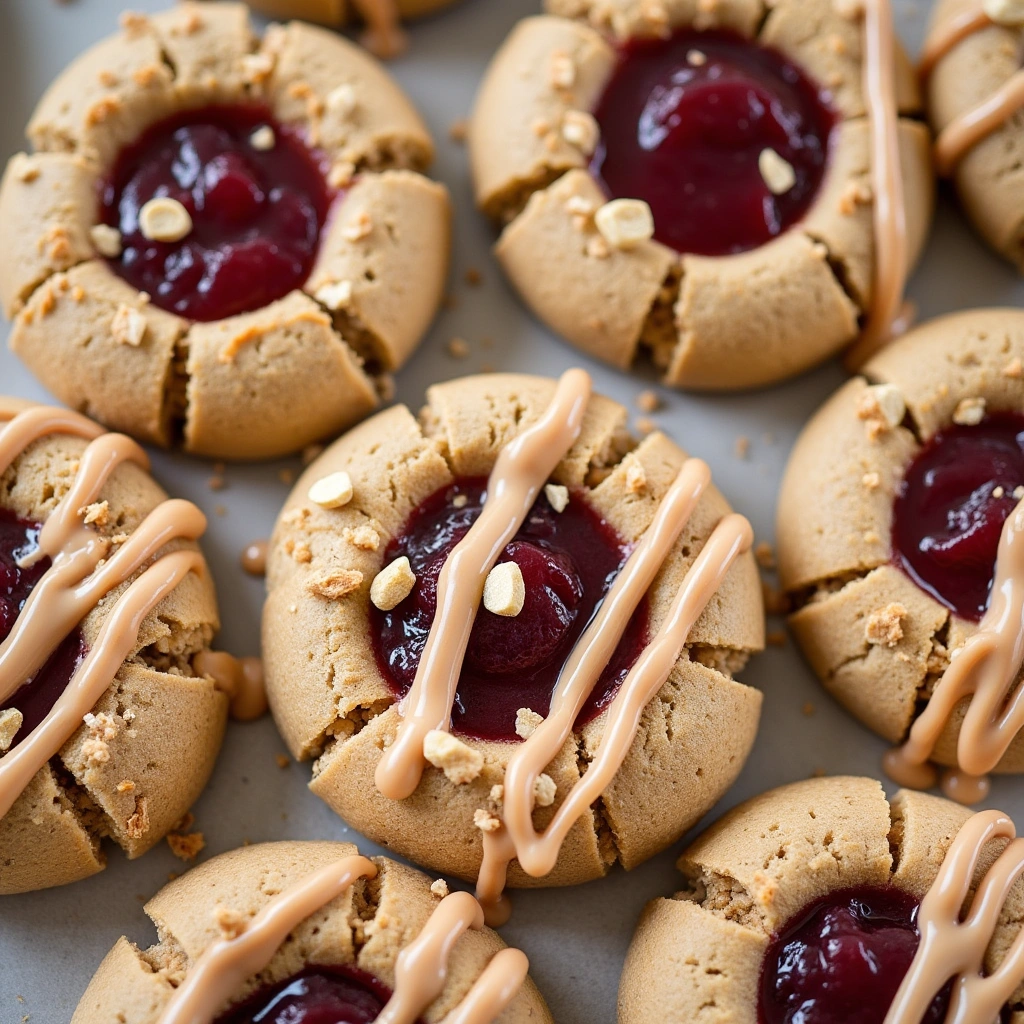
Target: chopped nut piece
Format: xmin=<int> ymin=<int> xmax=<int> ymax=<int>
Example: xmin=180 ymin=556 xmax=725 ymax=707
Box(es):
xmin=90 ymin=224 xmax=123 ymax=257
xmin=79 ymin=500 xmax=110 ymax=526
xmin=865 ymin=602 xmax=907 ymax=648
xmin=595 ymin=198 xmax=654 ymax=250
xmin=447 ymin=337 xmax=470 ymax=359
xmin=342 ymin=210 xmax=373 ymax=242
xmin=138 ymin=197 xmax=192 ymax=242
xmin=326 ymin=82 xmax=358 ymax=118
xmin=328 ymin=161 xmax=356 ymax=189
xmin=985 ymin=0 xmax=1024 ymax=25
xmin=275 ymin=753 xmax=291 ymax=769
xmin=430 ymin=878 xmax=449 ymax=898
xmin=544 ymin=483 xmax=570 ymax=513
xmin=758 ymin=148 xmax=797 ymax=195
xmin=856 ymin=383 xmax=905 ymax=437
xmin=1004 ymin=357 xmax=1024 ymax=378
xmin=534 ymin=773 xmax=557 ymax=808
xmin=483 ymin=561 xmax=526 ymax=617
xmin=549 ymin=50 xmax=576 ymax=88
xmin=624 ymin=456 xmax=647 ymax=494
xmin=116 ymin=779 xmax=136 ymax=793
xmin=1015 ymin=486 xmax=1024 ymax=501
xmin=343 ymin=524 xmax=380 ymax=551
xmin=452 ymin=494 xmax=469 ymax=509
xmin=636 ymin=389 xmax=662 ymax=413
xmin=586 ymin=235 xmax=611 ymax=259
xmin=994 ymin=485 xmax=1006 ymax=499
xmin=308 ymin=471 xmax=354 ymax=509
xmin=126 ymin=796 xmax=150 ymax=839
xmin=423 ymin=730 xmax=484 ymax=784
xmin=0 ymin=708 xmax=23 ymax=753
xmin=370 ymin=556 xmax=416 ymax=611
xmin=515 ymin=707 xmax=543 ymax=740
xmin=561 ymin=110 xmax=599 ymax=154
xmin=250 ymin=125 xmax=275 ymax=150
xmin=953 ymin=397 xmax=986 ymax=426
xmin=474 ymin=809 xmax=502 ymax=833
xmin=111 ymin=303 xmax=147 ymax=347
xmin=687 ymin=49 xmax=707 ymax=65
xmin=307 ymin=568 xmax=364 ymax=600
xmin=862 ymin=471 xmax=881 ymax=490
xmin=315 ymin=279 xmax=353 ymax=311
xmin=214 ymin=904 xmax=248 ymax=939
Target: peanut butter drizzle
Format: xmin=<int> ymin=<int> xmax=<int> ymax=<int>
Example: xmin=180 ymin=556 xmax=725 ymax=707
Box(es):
xmin=885 ymin=809 xmax=1024 ymax=1024
xmin=845 ymin=0 xmax=911 ymax=370
xmin=374 ymin=369 xmax=593 ymax=802
xmin=935 ymin=70 xmax=1024 ymax=174
xmin=156 ymin=855 xmax=379 ymax=1024
xmin=884 ymin=498 xmax=1024 ymax=804
xmin=0 ymin=404 xmax=210 ymax=820
xmin=918 ymin=5 xmax=992 ymax=77
xmin=351 ymin=0 xmax=408 ymax=59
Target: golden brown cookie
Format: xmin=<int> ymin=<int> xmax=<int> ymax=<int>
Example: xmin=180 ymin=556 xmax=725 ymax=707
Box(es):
xmin=468 ymin=0 xmax=934 ymax=390
xmin=0 ymin=2 xmax=450 ymax=460
xmin=777 ymin=309 xmax=1024 ymax=774
xmin=618 ymin=776 xmax=1024 ymax=1023
xmin=262 ymin=372 xmax=764 ymax=890
xmin=72 ymin=840 xmax=553 ymax=1024
xmin=0 ymin=398 xmax=225 ymax=895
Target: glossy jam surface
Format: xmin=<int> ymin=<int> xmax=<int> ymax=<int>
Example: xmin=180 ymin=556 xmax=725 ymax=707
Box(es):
xmin=591 ymin=29 xmax=837 ymax=256
xmin=371 ymin=480 xmax=648 ymax=742
xmin=758 ymin=887 xmax=949 ymax=1024
xmin=213 ymin=966 xmax=396 ymax=1024
xmin=100 ymin=104 xmax=334 ymax=322
xmin=892 ymin=413 xmax=1024 ymax=622
xmin=0 ymin=509 xmax=86 ymax=741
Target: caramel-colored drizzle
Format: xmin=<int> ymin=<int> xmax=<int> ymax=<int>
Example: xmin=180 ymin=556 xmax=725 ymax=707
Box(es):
xmin=884 ymin=498 xmax=1024 ymax=804
xmin=885 ymin=809 xmax=1024 ymax=1024
xmin=157 ymin=865 xmax=527 ymax=1024
xmin=375 ymin=369 xmax=593 ymax=801
xmin=919 ymin=2 xmax=1024 ymax=176
xmin=845 ymin=0 xmax=911 ymax=369
xmin=0 ymin=404 xmax=216 ymax=820
xmin=350 ymin=0 xmax=408 ymax=59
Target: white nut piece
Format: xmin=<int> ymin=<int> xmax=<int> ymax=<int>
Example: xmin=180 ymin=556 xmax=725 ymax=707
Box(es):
xmin=544 ymin=483 xmax=569 ymax=513
xmin=90 ymin=224 xmax=123 ymax=258
xmin=111 ymin=303 xmax=147 ymax=347
xmin=138 ymin=197 xmax=193 ymax=243
xmin=250 ymin=125 xmax=276 ymax=151
xmin=759 ymin=148 xmax=796 ymax=195
xmin=483 ymin=561 xmax=525 ymax=617
xmin=370 ymin=556 xmax=417 ymax=611
xmin=308 ymin=471 xmax=354 ymax=509
xmin=857 ymin=383 xmax=906 ymax=430
xmin=314 ymin=280 xmax=354 ymax=311
xmin=985 ymin=0 xmax=1024 ymax=25
xmin=561 ymin=110 xmax=599 ymax=155
xmin=423 ymin=729 xmax=484 ymax=785
xmin=595 ymin=198 xmax=655 ymax=250
xmin=953 ymin=396 xmax=987 ymax=426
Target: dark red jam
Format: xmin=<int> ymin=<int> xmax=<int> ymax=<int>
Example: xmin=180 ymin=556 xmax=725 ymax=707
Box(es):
xmin=590 ymin=29 xmax=837 ymax=256
xmin=0 ymin=509 xmax=86 ymax=742
xmin=758 ymin=887 xmax=950 ymax=1024
xmin=892 ymin=413 xmax=1024 ymax=622
xmin=370 ymin=480 xmax=649 ymax=742
xmin=213 ymin=966 xmax=401 ymax=1024
xmin=99 ymin=104 xmax=334 ymax=322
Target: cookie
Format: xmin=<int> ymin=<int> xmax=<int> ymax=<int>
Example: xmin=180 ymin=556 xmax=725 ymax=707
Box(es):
xmin=0 ymin=398 xmax=233 ymax=895
xmin=72 ymin=840 xmax=552 ymax=1024
xmin=468 ymin=0 xmax=934 ymax=389
xmin=619 ymin=776 xmax=1024 ymax=1024
xmin=777 ymin=309 xmax=1024 ymax=800
xmin=262 ymin=370 xmax=764 ymax=915
xmin=924 ymin=0 xmax=1024 ymax=270
xmin=0 ymin=2 xmax=450 ymax=460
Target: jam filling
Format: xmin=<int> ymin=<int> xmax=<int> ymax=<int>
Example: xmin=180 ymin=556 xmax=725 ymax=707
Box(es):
xmin=590 ymin=29 xmax=837 ymax=257
xmin=758 ymin=886 xmax=950 ymax=1024
xmin=213 ymin=965 xmax=400 ymax=1024
xmin=0 ymin=508 xmax=87 ymax=742
xmin=892 ymin=413 xmax=1024 ymax=622
xmin=370 ymin=480 xmax=649 ymax=742
xmin=99 ymin=104 xmax=334 ymax=323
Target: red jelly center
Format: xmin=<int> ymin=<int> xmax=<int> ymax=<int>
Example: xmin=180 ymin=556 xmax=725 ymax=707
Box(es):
xmin=892 ymin=413 xmax=1024 ymax=622
xmin=100 ymin=104 xmax=334 ymax=322
xmin=213 ymin=965 xmax=403 ymax=1024
xmin=0 ymin=509 xmax=87 ymax=742
xmin=591 ymin=29 xmax=837 ymax=256
xmin=758 ymin=887 xmax=951 ymax=1024
xmin=370 ymin=480 xmax=649 ymax=742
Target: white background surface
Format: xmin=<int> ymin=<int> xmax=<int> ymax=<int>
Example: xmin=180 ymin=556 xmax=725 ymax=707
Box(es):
xmin=1 ymin=0 xmax=1023 ymax=1021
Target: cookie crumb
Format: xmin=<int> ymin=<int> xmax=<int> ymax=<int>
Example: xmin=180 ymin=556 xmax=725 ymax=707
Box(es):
xmin=342 ymin=210 xmax=373 ymax=242
xmin=307 ymin=568 xmax=364 ymax=600
xmin=116 ymin=779 xmax=136 ymax=793
xmin=430 ymin=878 xmax=450 ymax=899
xmin=734 ymin=435 xmax=751 ymax=460
xmin=275 ymin=753 xmax=291 ymax=769
xmin=754 ymin=541 xmax=775 ymax=570
xmin=515 ymin=707 xmax=543 ymax=739
xmin=862 ymin=471 xmax=881 ymax=490
xmin=126 ymin=796 xmax=150 ymax=839
xmin=758 ymin=148 xmax=796 ymax=195
xmin=139 ymin=197 xmax=192 ymax=243
xmin=314 ymin=279 xmax=353 ymax=311
xmin=489 ymin=784 xmax=504 ymax=805
xmin=464 ymin=267 xmax=483 ymax=287
xmin=624 ymin=456 xmax=647 ymax=494
xmin=549 ymin=49 xmax=576 ymax=89
xmin=483 ymin=562 xmax=526 ymax=617
xmin=326 ymin=83 xmax=358 ymax=118
xmin=856 ymin=383 xmax=905 ymax=438
xmin=250 ymin=125 xmax=275 ymax=151
xmin=167 ymin=829 xmax=205 ymax=862
xmin=214 ymin=904 xmax=248 ymax=940
xmin=544 ymin=483 xmax=570 ymax=513
xmin=635 ymin=389 xmax=662 ymax=413
xmin=1003 ymin=357 xmax=1023 ymax=379
xmin=473 ymin=809 xmax=502 ymax=833
xmin=90 ymin=224 xmax=123 ymax=258
xmin=953 ymin=397 xmax=986 ymax=426
xmin=802 ymin=702 xmax=816 ymax=716
xmin=561 ymin=110 xmax=599 ymax=154
xmin=865 ymin=602 xmax=907 ymax=648
xmin=343 ymin=524 xmax=380 ymax=551
xmin=534 ymin=773 xmax=557 ymax=807
xmin=81 ymin=711 xmax=117 ymax=764
xmin=0 ymin=708 xmax=23 ymax=753
xmin=328 ymin=161 xmax=356 ymax=189
xmin=448 ymin=118 xmax=468 ymax=143
xmin=278 ymin=468 xmax=295 ymax=485
xmin=423 ymin=730 xmax=484 ymax=784
xmin=447 ymin=337 xmax=470 ymax=359
xmin=111 ymin=304 xmax=147 ymax=347
xmin=370 ymin=557 xmax=416 ymax=611
xmin=79 ymin=500 xmax=110 ymax=526
xmin=635 ymin=416 xmax=657 ymax=436
xmin=308 ymin=471 xmax=354 ymax=509
xmin=595 ymin=198 xmax=654 ymax=250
